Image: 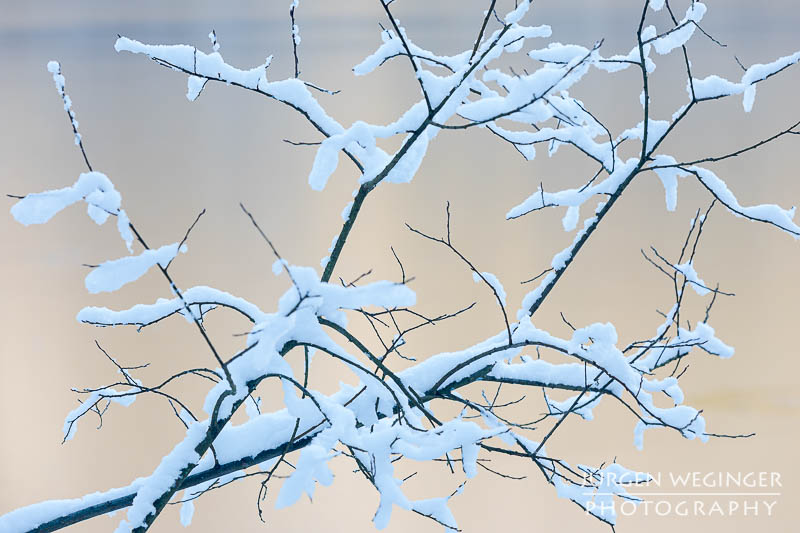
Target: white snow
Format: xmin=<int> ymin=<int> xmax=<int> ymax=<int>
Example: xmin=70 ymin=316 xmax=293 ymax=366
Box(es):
xmin=274 ymin=444 xmax=335 ymax=508
xmin=62 ymin=388 xmax=137 ymax=442
xmin=11 ymin=171 xmax=134 ymax=251
xmin=472 ymin=271 xmax=506 ymax=306
xmin=692 ymin=49 xmax=800 ymax=111
xmin=114 ymin=422 xmax=206 ymax=532
xmin=186 ymin=76 xmax=206 ymax=101
xmin=650 ymin=3 xmax=707 ymax=56
xmin=13 ymin=172 xmax=117 ymax=225
xmin=690 ymin=166 xmax=800 ymax=237
xmin=650 ymin=154 xmax=688 ymax=211
xmin=674 ymin=261 xmax=710 ymax=296
xmin=78 ymin=285 xmax=266 ymax=326
xmin=84 ymin=243 xmax=186 ymax=294
xmin=504 ymin=0 xmax=531 ymax=25
xmin=46 ymin=60 xmax=83 ymax=146
xmin=208 ymin=30 xmax=219 ymax=53
xmin=179 ymin=495 xmax=194 ymax=527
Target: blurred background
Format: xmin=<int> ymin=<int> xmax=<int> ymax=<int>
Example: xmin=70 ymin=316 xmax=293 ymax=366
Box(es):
xmin=1 ymin=1 xmax=798 ymax=531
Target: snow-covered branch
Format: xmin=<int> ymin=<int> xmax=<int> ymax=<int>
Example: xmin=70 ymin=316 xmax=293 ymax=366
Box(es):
xmin=3 ymin=1 xmax=799 ymax=532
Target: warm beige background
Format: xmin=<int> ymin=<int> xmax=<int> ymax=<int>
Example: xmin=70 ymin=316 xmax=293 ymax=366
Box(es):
xmin=1 ymin=1 xmax=799 ymax=532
